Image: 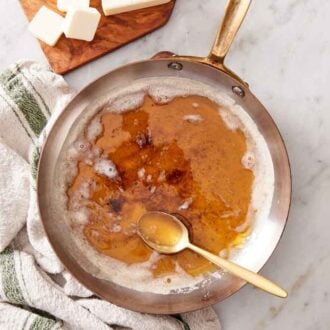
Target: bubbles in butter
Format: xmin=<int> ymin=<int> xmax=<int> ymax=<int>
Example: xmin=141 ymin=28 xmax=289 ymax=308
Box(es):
xmin=55 ymin=77 xmax=275 ymax=294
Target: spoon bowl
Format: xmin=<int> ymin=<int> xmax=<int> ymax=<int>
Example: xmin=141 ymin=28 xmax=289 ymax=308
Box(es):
xmin=138 ymin=211 xmax=189 ymax=254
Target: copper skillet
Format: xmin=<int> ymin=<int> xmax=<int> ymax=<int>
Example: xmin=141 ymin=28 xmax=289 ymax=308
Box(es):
xmin=37 ymin=0 xmax=291 ymax=314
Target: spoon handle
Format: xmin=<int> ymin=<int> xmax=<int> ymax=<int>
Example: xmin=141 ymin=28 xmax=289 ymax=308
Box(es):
xmin=187 ymin=243 xmax=287 ymax=298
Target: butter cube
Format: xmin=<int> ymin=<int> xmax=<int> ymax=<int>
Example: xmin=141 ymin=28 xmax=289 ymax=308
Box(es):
xmin=102 ymin=0 xmax=171 ymax=16
xmin=28 ymin=6 xmax=64 ymax=47
xmin=63 ymin=8 xmax=101 ymax=42
xmin=57 ymin=0 xmax=90 ymax=12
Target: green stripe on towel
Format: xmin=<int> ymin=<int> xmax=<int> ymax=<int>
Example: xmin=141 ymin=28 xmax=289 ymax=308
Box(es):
xmin=0 ymin=69 xmax=47 ymax=136
xmin=16 ymin=64 xmax=51 ymax=116
xmin=31 ymin=147 xmax=40 ymax=180
xmin=29 ymin=315 xmax=57 ymax=330
xmin=0 ymin=92 xmax=35 ymax=144
xmin=0 ymin=248 xmax=26 ymax=304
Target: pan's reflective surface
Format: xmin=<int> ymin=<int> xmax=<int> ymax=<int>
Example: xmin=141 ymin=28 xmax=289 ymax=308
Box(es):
xmin=37 ymin=59 xmax=291 ymax=314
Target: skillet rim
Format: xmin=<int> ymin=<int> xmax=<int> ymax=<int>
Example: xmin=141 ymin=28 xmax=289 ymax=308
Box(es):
xmin=37 ymin=58 xmax=292 ymax=314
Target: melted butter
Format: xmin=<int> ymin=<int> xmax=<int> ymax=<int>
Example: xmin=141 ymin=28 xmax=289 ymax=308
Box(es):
xmin=67 ymin=95 xmax=254 ymax=277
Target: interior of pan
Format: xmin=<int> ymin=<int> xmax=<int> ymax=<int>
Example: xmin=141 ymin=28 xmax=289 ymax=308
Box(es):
xmin=37 ymin=58 xmax=291 ymax=314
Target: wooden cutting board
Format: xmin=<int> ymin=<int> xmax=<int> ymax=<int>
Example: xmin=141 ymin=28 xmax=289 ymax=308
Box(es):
xmin=19 ymin=0 xmax=176 ymax=74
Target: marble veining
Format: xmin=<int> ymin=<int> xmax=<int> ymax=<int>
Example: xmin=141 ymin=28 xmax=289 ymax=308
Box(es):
xmin=1 ymin=0 xmax=330 ymax=329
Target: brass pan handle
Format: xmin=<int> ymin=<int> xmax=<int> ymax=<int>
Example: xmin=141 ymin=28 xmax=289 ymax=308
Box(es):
xmin=208 ymin=0 xmax=252 ymax=64
xmin=154 ymin=0 xmax=252 ymax=85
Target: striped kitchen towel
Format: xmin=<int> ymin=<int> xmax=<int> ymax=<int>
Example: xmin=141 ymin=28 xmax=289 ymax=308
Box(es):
xmin=0 ymin=60 xmax=221 ymax=330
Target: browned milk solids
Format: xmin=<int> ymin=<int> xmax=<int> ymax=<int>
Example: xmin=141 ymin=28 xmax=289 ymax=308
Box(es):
xmin=67 ymin=95 xmax=253 ymax=277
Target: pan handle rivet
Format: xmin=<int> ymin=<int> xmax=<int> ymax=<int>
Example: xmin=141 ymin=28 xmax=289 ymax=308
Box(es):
xmin=168 ymin=62 xmax=183 ymax=71
xmin=232 ymin=86 xmax=245 ymax=98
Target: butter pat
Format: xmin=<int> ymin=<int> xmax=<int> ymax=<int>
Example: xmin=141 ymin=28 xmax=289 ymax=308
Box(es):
xmin=102 ymin=0 xmax=171 ymax=16
xmin=28 ymin=6 xmax=64 ymax=47
xmin=63 ymin=8 xmax=101 ymax=42
xmin=57 ymin=0 xmax=90 ymax=12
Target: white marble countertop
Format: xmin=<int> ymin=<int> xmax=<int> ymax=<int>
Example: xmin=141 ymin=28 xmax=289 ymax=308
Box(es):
xmin=1 ymin=0 xmax=330 ymax=329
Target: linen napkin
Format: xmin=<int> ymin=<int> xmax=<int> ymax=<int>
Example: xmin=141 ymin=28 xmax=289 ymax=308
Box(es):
xmin=0 ymin=60 xmax=221 ymax=330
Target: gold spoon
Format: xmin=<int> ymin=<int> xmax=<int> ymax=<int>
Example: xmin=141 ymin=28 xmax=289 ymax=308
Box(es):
xmin=137 ymin=211 xmax=287 ymax=298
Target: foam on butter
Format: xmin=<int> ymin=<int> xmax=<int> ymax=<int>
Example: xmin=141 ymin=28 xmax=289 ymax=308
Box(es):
xmin=55 ymin=77 xmax=275 ymax=294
